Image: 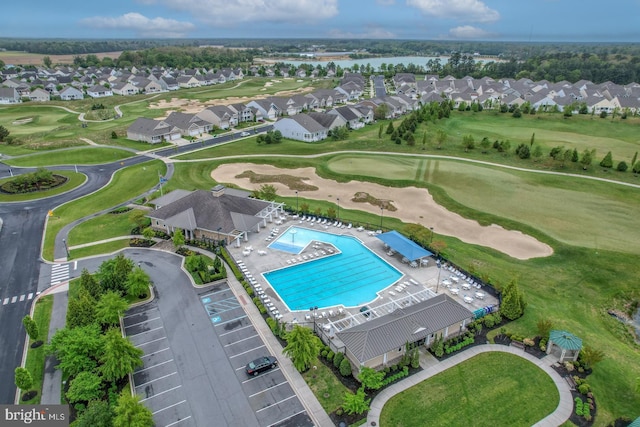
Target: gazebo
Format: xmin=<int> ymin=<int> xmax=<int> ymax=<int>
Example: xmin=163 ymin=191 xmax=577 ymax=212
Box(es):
xmin=546 ymin=330 xmax=583 ymax=362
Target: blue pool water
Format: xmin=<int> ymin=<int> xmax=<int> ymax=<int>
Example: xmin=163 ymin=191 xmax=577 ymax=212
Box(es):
xmin=264 ymin=227 xmax=402 ymax=310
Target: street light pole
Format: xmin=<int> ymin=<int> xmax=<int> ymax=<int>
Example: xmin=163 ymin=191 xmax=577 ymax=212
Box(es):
xmin=380 ymin=206 xmax=384 ymax=229
xmin=430 ymin=226 xmax=434 ymax=245
xmin=295 ymin=191 xmax=299 ymax=213
xmin=62 ymin=239 xmax=70 ymax=258
xmin=337 ymin=197 xmax=340 ymax=221
xmin=435 ymin=260 xmax=442 ymax=294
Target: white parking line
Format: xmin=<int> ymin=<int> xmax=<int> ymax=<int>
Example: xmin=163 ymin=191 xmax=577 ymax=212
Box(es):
xmin=135 ymin=372 xmax=177 ymax=388
xmin=201 ymin=288 xmax=232 ymax=298
xmin=136 ymin=335 xmax=168 ymax=347
xmin=135 ymin=359 xmax=174 ymax=373
xmin=267 ymin=410 xmax=307 ymax=427
xmin=248 ymin=381 xmax=287 ymax=398
xmin=241 ymin=367 xmax=281 ymax=382
xmin=140 ymin=385 xmax=181 ymax=402
xmin=223 ymin=334 xmax=259 ymax=348
xmin=124 ymin=309 xmax=159 ymax=319
xmin=219 ymin=324 xmax=254 ymax=337
xmin=165 ymin=416 xmax=192 ymax=427
xmin=255 ymin=395 xmax=297 ymax=413
xmin=228 ymin=345 xmax=265 ymax=359
xmin=141 ymin=350 xmax=170 ymax=362
xmin=128 ymin=326 xmax=163 ymax=338
xmin=152 ymin=399 xmax=186 ymax=415
xmin=125 ymin=316 xmax=161 ymax=329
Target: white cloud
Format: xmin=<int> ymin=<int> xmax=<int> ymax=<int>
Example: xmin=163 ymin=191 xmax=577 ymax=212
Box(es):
xmin=328 ymin=26 xmax=397 ymax=39
xmin=163 ymin=0 xmax=338 ymax=25
xmin=406 ymin=0 xmax=500 ymax=23
xmin=449 ymin=25 xmax=493 ymax=39
xmin=81 ymin=12 xmax=195 ymax=38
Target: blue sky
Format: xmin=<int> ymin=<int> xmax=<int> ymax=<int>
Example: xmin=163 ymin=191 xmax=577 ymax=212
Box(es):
xmin=3 ymin=0 xmax=639 ymax=42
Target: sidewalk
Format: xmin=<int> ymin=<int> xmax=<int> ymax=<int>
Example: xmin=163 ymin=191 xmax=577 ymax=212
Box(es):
xmin=366 ymin=344 xmax=573 ymax=427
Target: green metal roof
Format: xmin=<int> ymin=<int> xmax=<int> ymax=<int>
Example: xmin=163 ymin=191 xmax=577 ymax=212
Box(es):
xmin=628 ymin=417 xmax=640 ymax=427
xmin=549 ymin=330 xmax=582 ymax=351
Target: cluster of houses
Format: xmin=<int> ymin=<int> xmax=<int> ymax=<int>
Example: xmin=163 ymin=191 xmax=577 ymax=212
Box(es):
xmin=0 ymin=65 xmax=246 ymax=104
xmin=391 ymin=72 xmax=640 ymax=115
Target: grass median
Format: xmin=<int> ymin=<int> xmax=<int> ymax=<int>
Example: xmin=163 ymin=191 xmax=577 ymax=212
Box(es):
xmin=5 ymin=147 xmax=133 ymax=167
xmin=43 ymin=160 xmax=165 ymax=261
xmin=21 ymin=295 xmax=54 ymax=405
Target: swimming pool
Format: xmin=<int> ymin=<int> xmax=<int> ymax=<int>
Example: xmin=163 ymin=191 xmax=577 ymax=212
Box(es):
xmin=264 ymin=227 xmax=402 ymax=310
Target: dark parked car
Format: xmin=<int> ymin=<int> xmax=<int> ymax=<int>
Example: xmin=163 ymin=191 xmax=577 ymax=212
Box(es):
xmin=245 ymin=356 xmax=278 ymax=376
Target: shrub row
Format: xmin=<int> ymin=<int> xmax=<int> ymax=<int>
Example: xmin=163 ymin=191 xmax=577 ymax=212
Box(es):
xmin=445 ymin=336 xmax=475 ymax=354
xmin=319 ymin=345 xmax=351 ymax=377
xmin=574 ymin=396 xmax=592 ymax=420
xmin=381 ymin=366 xmax=409 ymax=386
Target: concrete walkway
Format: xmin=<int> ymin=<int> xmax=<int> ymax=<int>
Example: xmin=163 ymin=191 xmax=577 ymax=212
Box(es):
xmin=367 ymin=344 xmax=573 ymax=427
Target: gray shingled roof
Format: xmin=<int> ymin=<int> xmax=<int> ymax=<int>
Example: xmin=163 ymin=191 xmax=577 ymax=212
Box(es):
xmin=307 ymin=112 xmax=342 ymax=128
xmin=288 ymin=113 xmax=327 ymax=133
xmin=336 ymin=294 xmax=473 ymax=364
xmin=127 ymin=117 xmax=173 ymax=137
xmin=147 ymin=189 xmax=273 ymax=234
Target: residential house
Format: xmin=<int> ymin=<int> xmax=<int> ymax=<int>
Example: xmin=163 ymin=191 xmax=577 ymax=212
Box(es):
xmin=273 ymin=113 xmax=328 ymax=142
xmin=86 ymin=85 xmax=113 ymax=98
xmin=28 ymin=88 xmax=51 ymax=102
xmin=177 ymin=75 xmax=200 ymax=88
xmin=197 ymin=105 xmax=237 ymax=130
xmin=228 ymin=103 xmax=255 ymax=123
xmin=59 ymin=86 xmax=84 ymax=100
xmin=335 ymin=294 xmax=473 ymax=372
xmin=111 ymin=81 xmax=140 ymax=96
xmin=163 ymin=112 xmax=213 ymax=137
xmin=0 ymin=87 xmax=21 ymax=104
xmin=127 ymin=117 xmax=181 ymax=143
xmin=307 ymin=111 xmax=347 ymax=131
xmin=328 ymin=106 xmax=365 ymax=129
xmin=246 ymin=99 xmax=281 ymax=120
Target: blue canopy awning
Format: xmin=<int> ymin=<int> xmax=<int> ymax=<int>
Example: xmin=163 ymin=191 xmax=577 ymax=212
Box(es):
xmin=376 ymin=230 xmax=433 ymax=262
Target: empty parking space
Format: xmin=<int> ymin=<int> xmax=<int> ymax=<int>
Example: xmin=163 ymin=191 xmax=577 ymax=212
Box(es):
xmin=200 ymin=288 xmax=313 ymax=427
xmin=125 ymin=303 xmax=194 ymax=427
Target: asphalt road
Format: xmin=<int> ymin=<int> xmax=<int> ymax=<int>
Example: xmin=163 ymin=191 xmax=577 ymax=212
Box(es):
xmin=373 ymin=75 xmax=387 ymax=98
xmin=0 ymin=128 xmax=270 ymax=404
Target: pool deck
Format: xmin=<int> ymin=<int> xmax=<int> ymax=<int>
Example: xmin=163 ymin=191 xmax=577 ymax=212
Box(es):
xmin=227 ymin=216 xmax=498 ymax=327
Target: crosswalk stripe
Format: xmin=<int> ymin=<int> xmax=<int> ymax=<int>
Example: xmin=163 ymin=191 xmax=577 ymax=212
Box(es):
xmin=2 ymin=298 xmax=8 ymax=305
xmin=11 ymin=296 xmax=17 ymax=303
xmin=27 ymin=293 xmax=33 ymax=300
xmin=50 ymin=263 xmax=69 ymax=286
xmin=19 ymin=295 xmax=25 ymax=302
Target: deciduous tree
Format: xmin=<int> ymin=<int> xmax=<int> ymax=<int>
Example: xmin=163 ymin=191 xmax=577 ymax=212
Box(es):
xmin=342 ymin=387 xmax=370 ymax=415
xmin=46 ymin=324 xmax=103 ymax=377
xmin=172 ymin=228 xmax=185 ymax=250
xmin=113 ymin=391 xmax=153 ymax=427
xmin=22 ymin=315 xmax=39 ymax=341
xmin=14 ymin=367 xmax=33 ymax=392
xmin=99 ymin=328 xmax=143 ymax=383
xmin=282 ymin=325 xmax=322 ymax=372
xmin=126 ymin=267 xmax=151 ymax=299
xmin=358 ymin=367 xmax=385 ymax=391
xmin=95 ymin=291 xmax=128 ymax=326
xmin=73 ymin=400 xmax=113 ymax=427
xmin=66 ymin=371 xmax=103 ymax=404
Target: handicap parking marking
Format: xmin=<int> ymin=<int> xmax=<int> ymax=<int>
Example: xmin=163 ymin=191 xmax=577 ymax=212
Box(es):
xmin=211 ymin=316 xmax=221 ymax=323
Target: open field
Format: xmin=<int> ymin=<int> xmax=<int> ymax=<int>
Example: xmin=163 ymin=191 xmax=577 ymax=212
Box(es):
xmin=0 ymin=170 xmax=85 ymax=202
xmin=5 ymin=147 xmax=133 ymax=167
xmin=0 ymin=50 xmax=123 ymax=66
xmin=43 ymin=160 xmax=165 ymax=260
xmin=380 ymin=352 xmax=559 ymax=427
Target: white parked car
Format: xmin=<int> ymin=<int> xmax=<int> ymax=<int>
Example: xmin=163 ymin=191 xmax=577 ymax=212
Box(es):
xmin=240 ymin=131 xmax=251 ymax=137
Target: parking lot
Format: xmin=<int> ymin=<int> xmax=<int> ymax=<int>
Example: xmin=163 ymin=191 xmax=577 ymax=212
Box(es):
xmin=125 ymin=303 xmax=193 ymax=427
xmin=200 ymin=286 xmax=313 ymax=427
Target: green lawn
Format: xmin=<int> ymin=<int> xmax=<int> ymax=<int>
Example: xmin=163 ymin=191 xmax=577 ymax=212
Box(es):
xmin=0 ymin=171 xmax=85 ymax=202
xmin=43 ymin=160 xmax=165 ymax=261
xmin=67 ymin=209 xmax=146 ymax=246
xmin=380 ymin=352 xmax=559 ymax=427
xmin=21 ymin=295 xmax=54 ymax=404
xmin=325 ymin=155 xmax=640 ymax=253
xmin=5 ymin=147 xmax=133 ymax=167
xmin=301 ymin=357 xmax=353 ymax=414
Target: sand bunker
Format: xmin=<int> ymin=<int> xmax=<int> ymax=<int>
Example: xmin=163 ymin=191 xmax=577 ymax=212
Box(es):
xmin=211 ymin=163 xmax=553 ymax=260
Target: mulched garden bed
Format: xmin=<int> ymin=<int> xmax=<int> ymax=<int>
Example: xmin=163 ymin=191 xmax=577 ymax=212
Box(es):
xmin=129 ymin=238 xmax=155 ymax=248
xmin=550 ymin=363 xmax=595 ymax=427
